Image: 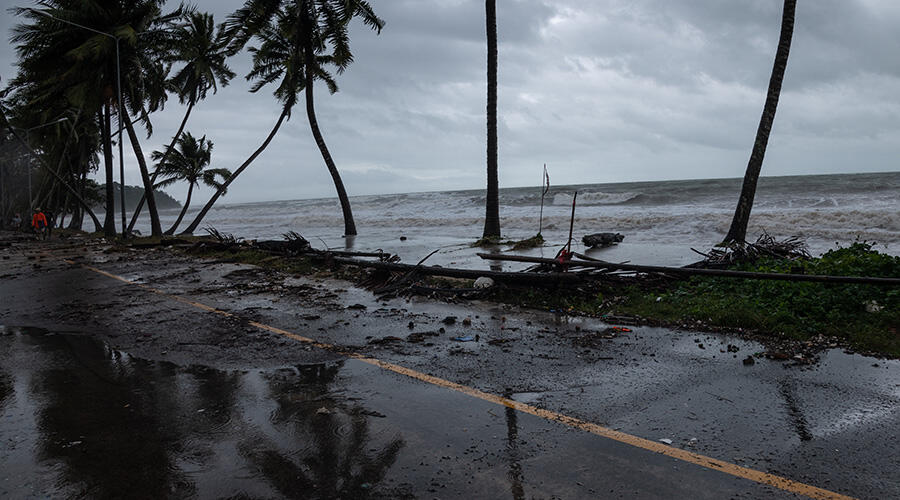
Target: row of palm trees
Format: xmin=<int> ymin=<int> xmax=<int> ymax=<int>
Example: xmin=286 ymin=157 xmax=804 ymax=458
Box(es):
xmin=1 ymin=0 xmax=381 ymax=238
xmin=2 ymin=0 xmax=793 ymax=245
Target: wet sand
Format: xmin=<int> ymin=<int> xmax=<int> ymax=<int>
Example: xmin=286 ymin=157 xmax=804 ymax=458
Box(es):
xmin=1 ymin=231 xmax=898 ymax=498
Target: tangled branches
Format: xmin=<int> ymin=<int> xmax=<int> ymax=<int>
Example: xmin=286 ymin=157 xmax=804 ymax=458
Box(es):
xmin=692 ymin=233 xmax=811 ymax=268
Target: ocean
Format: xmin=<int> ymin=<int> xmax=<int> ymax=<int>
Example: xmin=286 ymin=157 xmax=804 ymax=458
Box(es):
xmin=135 ymin=171 xmax=900 ymax=269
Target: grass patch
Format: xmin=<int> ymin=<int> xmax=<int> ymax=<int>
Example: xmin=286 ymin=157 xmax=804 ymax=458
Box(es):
xmin=610 ymin=242 xmax=900 ymax=356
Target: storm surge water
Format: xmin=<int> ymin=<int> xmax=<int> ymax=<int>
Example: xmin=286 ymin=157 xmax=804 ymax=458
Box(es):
xmin=137 ymin=171 xmax=899 ymax=266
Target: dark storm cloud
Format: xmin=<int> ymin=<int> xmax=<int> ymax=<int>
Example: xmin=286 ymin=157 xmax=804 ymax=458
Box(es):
xmin=2 ymin=0 xmax=898 ymax=203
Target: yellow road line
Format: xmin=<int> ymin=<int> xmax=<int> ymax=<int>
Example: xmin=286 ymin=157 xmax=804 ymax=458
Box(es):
xmin=65 ymin=258 xmax=855 ymax=500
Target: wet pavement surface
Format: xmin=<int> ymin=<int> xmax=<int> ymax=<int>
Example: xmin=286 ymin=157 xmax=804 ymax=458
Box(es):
xmin=1 ymin=327 xmax=801 ymax=499
xmin=1 ymin=234 xmax=899 ymax=498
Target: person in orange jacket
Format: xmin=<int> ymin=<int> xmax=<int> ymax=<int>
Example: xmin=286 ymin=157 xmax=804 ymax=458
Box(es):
xmin=31 ymin=207 xmax=48 ymax=240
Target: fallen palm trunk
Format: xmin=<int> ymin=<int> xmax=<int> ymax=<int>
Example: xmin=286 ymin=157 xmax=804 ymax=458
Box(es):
xmin=476 ymin=253 xmax=900 ymax=286
xmin=312 ymin=254 xmax=582 ymax=285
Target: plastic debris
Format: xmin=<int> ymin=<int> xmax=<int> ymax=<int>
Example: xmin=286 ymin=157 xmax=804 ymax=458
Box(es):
xmin=659 ymin=438 xmax=673 ymax=445
xmin=451 ymin=335 xmax=478 ymax=342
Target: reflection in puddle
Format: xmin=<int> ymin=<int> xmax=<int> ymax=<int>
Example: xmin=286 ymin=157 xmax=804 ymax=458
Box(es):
xmin=0 ymin=327 xmax=404 ymax=498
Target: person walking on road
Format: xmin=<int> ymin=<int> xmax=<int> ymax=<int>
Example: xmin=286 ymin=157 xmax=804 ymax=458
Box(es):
xmin=31 ymin=208 xmax=48 ymax=240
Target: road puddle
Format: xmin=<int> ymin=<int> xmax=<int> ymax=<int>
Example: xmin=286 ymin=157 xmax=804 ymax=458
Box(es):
xmin=0 ymin=327 xmax=404 ymax=498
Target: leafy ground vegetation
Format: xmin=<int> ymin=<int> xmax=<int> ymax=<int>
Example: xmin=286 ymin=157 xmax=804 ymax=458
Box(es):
xmin=607 ymin=242 xmax=900 ymax=357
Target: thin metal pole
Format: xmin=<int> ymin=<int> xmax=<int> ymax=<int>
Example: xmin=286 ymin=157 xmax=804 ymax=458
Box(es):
xmin=116 ymin=37 xmax=126 ymax=237
xmin=27 ymin=131 xmax=32 ymax=210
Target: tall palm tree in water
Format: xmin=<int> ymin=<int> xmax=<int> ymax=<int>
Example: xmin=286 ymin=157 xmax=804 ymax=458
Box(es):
xmin=723 ymin=0 xmax=796 ymax=244
xmin=482 ymin=0 xmax=500 ymax=240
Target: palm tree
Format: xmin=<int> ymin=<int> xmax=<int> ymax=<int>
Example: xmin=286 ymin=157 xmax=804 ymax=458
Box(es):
xmin=482 ymin=0 xmax=500 ymax=240
xmin=178 ymin=12 xmax=298 ymax=235
xmin=152 ymin=132 xmax=229 ymax=234
xmin=127 ymin=10 xmax=235 ymax=233
xmin=213 ymin=0 xmax=384 ymax=237
xmin=10 ymin=0 xmax=184 ymax=238
xmin=723 ymin=0 xmax=796 ymax=244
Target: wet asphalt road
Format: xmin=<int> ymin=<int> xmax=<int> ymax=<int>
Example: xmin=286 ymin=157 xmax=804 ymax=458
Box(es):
xmin=1 ymin=235 xmax=899 ymax=498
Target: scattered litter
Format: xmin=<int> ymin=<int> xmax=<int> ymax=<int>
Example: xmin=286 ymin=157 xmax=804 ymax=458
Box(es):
xmin=742 ymin=355 xmax=756 ymax=366
xmin=451 ymin=335 xmax=479 ymax=342
xmin=442 ymin=316 xmax=457 ymax=325
xmin=347 ymin=303 xmax=367 ymax=310
xmin=610 ymin=326 xmax=631 ymax=333
xmin=864 ymin=300 xmax=883 ymax=313
xmin=659 ymin=438 xmax=673 ymax=445
xmin=474 ymin=277 xmax=494 ymax=289
xmin=316 ymin=407 xmax=333 ymax=415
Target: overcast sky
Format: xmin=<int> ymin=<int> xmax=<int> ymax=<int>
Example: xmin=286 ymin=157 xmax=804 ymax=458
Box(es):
xmin=2 ymin=0 xmax=899 ymax=204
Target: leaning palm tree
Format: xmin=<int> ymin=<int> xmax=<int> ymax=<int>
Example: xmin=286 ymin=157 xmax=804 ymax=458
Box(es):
xmin=178 ymin=15 xmax=299 ymax=235
xmin=213 ymin=0 xmax=384 ymax=237
xmin=482 ymin=0 xmax=500 ymax=240
xmin=723 ymin=0 xmax=796 ymax=244
xmin=151 ymin=132 xmax=229 ymax=234
xmin=127 ymin=10 xmax=235 ymax=233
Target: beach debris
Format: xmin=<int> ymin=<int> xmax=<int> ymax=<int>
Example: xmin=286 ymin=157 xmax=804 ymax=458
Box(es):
xmin=474 ymin=277 xmax=495 ymax=289
xmin=690 ymin=232 xmax=810 ymax=268
xmin=582 ymin=232 xmax=624 ymax=247
xmin=659 ymin=438 xmax=673 ymax=445
xmin=864 ymin=300 xmax=883 ymax=313
xmin=442 ymin=316 xmax=457 ymax=325
xmin=451 ymin=335 xmax=479 ymax=342
xmin=407 ymin=331 xmax=439 ymax=343
xmin=347 ymin=303 xmax=367 ymax=310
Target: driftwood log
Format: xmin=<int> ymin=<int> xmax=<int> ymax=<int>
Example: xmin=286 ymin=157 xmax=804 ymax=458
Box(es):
xmin=312 ymin=254 xmax=582 ymax=285
xmin=476 ymin=253 xmax=900 ymax=286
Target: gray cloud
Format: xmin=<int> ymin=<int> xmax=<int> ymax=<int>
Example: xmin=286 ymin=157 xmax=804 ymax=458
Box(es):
xmin=2 ymin=0 xmax=898 ymax=204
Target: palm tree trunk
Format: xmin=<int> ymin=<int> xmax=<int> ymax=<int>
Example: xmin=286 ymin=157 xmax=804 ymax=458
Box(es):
xmin=165 ymin=182 xmax=193 ymax=235
xmin=101 ymin=106 xmax=116 ymax=237
xmin=127 ymin=102 xmax=194 ymax=233
xmin=121 ymin=108 xmax=163 ymax=237
xmin=482 ymin=0 xmax=500 ymax=239
xmin=723 ymin=0 xmax=796 ymax=244
xmin=181 ymin=107 xmax=289 ymax=235
xmin=305 ymin=52 xmax=357 ymax=236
